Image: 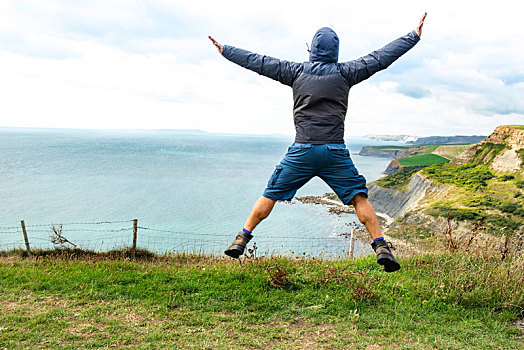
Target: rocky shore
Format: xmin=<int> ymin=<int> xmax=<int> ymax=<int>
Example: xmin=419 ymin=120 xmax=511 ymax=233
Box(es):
xmin=295 ymin=194 xmax=421 ymax=255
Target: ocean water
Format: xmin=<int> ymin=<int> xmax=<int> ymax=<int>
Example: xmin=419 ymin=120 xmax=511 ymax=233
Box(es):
xmin=0 ymin=128 xmax=402 ymax=256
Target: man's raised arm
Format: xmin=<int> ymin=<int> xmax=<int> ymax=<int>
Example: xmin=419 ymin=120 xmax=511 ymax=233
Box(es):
xmin=342 ymin=12 xmax=427 ymax=86
xmin=208 ymin=36 xmax=302 ymax=87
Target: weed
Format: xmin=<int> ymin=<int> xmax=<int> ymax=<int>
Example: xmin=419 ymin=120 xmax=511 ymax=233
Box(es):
xmin=264 ymin=259 xmax=293 ymax=289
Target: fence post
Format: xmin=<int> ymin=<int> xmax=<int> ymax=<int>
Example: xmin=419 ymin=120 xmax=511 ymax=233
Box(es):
xmin=349 ymin=228 xmax=355 ymax=259
xmin=20 ymin=220 xmax=31 ymax=256
xmin=132 ymin=218 xmax=138 ymax=255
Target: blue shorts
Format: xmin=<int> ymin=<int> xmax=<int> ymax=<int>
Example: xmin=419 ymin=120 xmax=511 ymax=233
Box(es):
xmin=262 ymin=143 xmax=368 ymax=205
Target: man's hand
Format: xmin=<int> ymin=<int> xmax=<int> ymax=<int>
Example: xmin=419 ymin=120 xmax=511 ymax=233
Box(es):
xmin=416 ymin=12 xmax=427 ymax=38
xmin=208 ymin=35 xmax=223 ymax=54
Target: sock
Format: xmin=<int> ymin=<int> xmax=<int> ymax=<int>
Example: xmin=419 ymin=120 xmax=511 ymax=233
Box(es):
xmin=373 ymin=237 xmax=385 ymax=242
xmin=242 ymin=228 xmax=253 ymax=236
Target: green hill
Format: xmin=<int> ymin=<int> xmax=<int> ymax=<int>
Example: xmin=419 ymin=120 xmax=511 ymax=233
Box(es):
xmin=377 ymin=126 xmax=524 ymax=245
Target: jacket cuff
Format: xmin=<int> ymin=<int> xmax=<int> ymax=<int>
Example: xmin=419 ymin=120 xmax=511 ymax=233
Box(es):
xmin=410 ymin=30 xmax=421 ymax=42
xmin=222 ymin=45 xmax=232 ymax=58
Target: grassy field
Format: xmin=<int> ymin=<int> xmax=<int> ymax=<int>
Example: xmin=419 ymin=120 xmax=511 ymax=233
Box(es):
xmin=0 ymin=249 xmax=522 ymax=349
xmin=432 ymin=145 xmax=472 ymax=159
xmin=398 ymin=154 xmax=450 ymax=167
xmin=508 ymin=125 xmax=524 ymax=130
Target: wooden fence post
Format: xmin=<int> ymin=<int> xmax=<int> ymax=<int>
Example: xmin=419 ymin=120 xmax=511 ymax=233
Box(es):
xmin=20 ymin=220 xmax=31 ymax=256
xmin=349 ymin=228 xmax=355 ymax=259
xmin=132 ymin=218 xmax=138 ymax=255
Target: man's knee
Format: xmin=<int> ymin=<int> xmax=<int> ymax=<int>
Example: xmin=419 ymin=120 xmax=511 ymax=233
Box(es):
xmin=350 ymin=193 xmax=368 ymax=207
xmin=254 ymin=196 xmax=277 ymax=218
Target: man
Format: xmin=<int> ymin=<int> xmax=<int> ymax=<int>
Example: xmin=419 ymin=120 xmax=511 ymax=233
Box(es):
xmin=209 ymin=13 xmax=426 ymax=272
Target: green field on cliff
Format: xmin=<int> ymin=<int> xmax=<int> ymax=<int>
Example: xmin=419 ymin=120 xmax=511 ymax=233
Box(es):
xmin=398 ymin=153 xmax=449 ymax=167
xmin=0 ymin=249 xmax=522 ymax=349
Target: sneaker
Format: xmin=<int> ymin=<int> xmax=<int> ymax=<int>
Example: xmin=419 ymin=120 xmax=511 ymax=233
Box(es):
xmin=224 ymin=232 xmax=252 ymax=258
xmin=371 ymin=239 xmax=401 ymax=273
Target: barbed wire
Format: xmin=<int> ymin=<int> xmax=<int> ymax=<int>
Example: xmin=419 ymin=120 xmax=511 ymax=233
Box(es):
xmin=0 ymin=218 xmax=363 ymax=256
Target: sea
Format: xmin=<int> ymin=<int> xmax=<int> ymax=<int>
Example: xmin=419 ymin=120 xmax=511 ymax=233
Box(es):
xmin=0 ymin=128 xmax=405 ymax=257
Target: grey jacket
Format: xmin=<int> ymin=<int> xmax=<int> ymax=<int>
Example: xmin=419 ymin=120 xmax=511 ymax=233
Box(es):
xmin=222 ymin=28 xmax=420 ymax=144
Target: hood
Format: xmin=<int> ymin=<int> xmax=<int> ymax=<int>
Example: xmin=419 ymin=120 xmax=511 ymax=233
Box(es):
xmin=309 ymin=27 xmax=339 ymax=63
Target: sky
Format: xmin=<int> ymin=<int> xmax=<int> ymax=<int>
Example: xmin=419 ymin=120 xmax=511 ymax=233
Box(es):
xmin=0 ymin=0 xmax=523 ymax=137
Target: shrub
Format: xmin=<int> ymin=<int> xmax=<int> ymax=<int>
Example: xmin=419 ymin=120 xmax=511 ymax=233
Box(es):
xmin=423 ymin=163 xmax=495 ymax=190
xmin=464 ymin=196 xmax=500 ymax=209
xmin=498 ymin=174 xmax=515 ymax=181
xmin=473 ymin=142 xmax=508 ymax=163
xmin=375 ymin=169 xmax=419 ymax=190
xmin=500 ymin=201 xmax=519 ymax=214
xmin=427 ymin=205 xmax=483 ymax=221
xmin=485 ymin=215 xmax=522 ymax=234
xmin=516 ymin=148 xmax=524 ymax=165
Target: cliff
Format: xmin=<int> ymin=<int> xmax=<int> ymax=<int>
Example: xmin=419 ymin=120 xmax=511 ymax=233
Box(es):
xmin=480 ymin=125 xmax=524 ymax=149
xmin=359 ymin=146 xmax=412 ymax=159
xmin=452 ymin=125 xmax=524 ymax=172
xmin=371 ymin=125 xmax=523 ymax=250
xmin=408 ymin=135 xmax=486 ymax=145
xmin=368 ymin=173 xmax=436 ymax=219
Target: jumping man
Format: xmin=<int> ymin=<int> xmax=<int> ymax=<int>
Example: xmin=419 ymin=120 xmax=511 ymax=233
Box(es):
xmin=209 ymin=13 xmax=427 ymax=272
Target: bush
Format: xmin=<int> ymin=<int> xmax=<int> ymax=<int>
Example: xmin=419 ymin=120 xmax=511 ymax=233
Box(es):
xmin=498 ymin=174 xmax=515 ymax=181
xmin=465 ymin=196 xmax=500 ymax=209
xmin=517 ymin=148 xmax=524 ymax=164
xmin=500 ymin=201 xmax=519 ymax=214
xmin=485 ymin=215 xmax=522 ymax=234
xmin=423 ymin=163 xmax=495 ymax=190
xmin=473 ymin=142 xmax=508 ymax=163
xmin=427 ymin=205 xmax=483 ymax=221
xmin=375 ymin=169 xmax=419 ymax=190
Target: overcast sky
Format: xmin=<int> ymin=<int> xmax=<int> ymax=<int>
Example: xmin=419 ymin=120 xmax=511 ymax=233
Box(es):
xmin=0 ymin=0 xmax=523 ymax=137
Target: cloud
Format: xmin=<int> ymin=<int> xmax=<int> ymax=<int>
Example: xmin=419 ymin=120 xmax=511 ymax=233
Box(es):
xmin=0 ymin=0 xmax=523 ymax=137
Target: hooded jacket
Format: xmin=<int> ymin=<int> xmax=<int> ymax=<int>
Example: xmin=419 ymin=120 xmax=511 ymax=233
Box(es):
xmin=222 ymin=28 xmax=420 ymax=144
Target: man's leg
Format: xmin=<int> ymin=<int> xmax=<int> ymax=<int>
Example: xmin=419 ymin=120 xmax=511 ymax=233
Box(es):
xmin=244 ymin=196 xmax=277 ymax=232
xmin=224 ymin=196 xmax=277 ymax=258
xmin=225 ymin=143 xmax=314 ymax=258
xmin=350 ymin=193 xmax=382 ymax=239
xmin=351 ymin=193 xmax=400 ymax=272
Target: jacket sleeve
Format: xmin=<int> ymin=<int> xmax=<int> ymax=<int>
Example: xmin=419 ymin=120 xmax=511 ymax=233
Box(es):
xmin=222 ymin=45 xmax=302 ymax=87
xmin=341 ymin=30 xmax=420 ymax=86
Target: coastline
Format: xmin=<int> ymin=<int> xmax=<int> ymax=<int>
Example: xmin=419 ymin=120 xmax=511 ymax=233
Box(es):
xmin=295 ymin=193 xmax=422 ymax=256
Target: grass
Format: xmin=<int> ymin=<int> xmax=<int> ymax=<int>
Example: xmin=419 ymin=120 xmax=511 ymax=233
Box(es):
xmin=375 ymin=169 xmax=419 ymax=191
xmin=420 ymin=155 xmax=524 ymax=234
xmin=0 ymin=249 xmax=523 ymax=349
xmin=423 ymin=163 xmax=495 ymax=190
xmin=399 ymin=154 xmax=450 ymax=167
xmin=508 ymin=125 xmax=524 ymax=130
xmin=432 ymin=145 xmax=472 ymax=159
xmin=420 ymin=145 xmax=439 ymax=153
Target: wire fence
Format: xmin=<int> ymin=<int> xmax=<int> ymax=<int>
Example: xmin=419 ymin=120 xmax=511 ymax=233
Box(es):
xmin=0 ymin=219 xmax=369 ymax=258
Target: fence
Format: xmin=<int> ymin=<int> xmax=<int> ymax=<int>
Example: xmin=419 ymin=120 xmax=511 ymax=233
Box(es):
xmin=0 ymin=219 xmax=365 ymax=258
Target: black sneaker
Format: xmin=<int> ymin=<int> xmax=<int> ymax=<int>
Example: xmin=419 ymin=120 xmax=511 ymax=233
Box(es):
xmin=371 ymin=239 xmax=401 ymax=273
xmin=224 ymin=232 xmax=252 ymax=258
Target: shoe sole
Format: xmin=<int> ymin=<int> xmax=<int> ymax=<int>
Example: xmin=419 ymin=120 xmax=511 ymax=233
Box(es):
xmin=224 ymin=245 xmax=244 ymax=258
xmin=377 ymin=254 xmax=401 ymax=273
